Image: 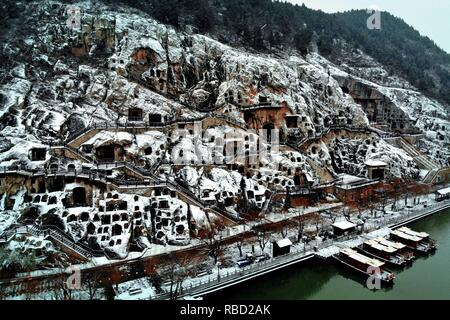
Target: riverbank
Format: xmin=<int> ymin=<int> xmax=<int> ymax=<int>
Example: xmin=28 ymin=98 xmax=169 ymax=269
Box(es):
xmin=207 ymin=205 xmax=450 ymax=300
xmin=170 ymin=198 xmax=450 ymax=300
xmin=1 ymin=193 xmax=448 ymax=300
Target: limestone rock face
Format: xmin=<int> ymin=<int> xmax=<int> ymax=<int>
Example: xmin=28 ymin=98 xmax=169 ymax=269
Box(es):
xmin=69 ymin=15 xmax=116 ymax=57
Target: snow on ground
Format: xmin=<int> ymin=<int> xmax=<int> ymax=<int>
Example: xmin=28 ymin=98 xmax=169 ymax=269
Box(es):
xmin=114 ymin=277 xmax=156 ymax=300
xmin=0 ymin=1 xmax=449 ymax=300
xmin=309 ymin=52 xmax=449 ymax=166
xmin=317 ymin=135 xmax=420 ymax=179
xmin=265 ymin=202 xmax=343 ymax=224
xmin=84 ymin=131 xmax=134 ymax=148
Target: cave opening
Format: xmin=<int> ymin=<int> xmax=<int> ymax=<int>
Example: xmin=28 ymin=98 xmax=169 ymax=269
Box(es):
xmin=112 ymin=224 xmax=123 ymax=236
xmin=73 ymin=187 xmax=87 ymax=206
xmin=30 ymin=148 xmax=46 ymax=161
xmin=144 ymin=147 xmax=153 ymax=155
xmin=285 ymin=116 xmax=298 ymax=128
xmin=96 ymin=145 xmax=116 ymax=163
xmin=149 ymin=114 xmax=162 ymax=123
xmin=47 ymin=176 xmax=64 ymax=192
xmin=128 ymin=108 xmax=143 ymax=121
xmin=341 ymin=86 xmax=350 ymax=94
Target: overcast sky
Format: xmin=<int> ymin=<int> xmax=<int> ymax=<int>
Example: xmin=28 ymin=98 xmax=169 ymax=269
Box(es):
xmin=288 ymin=0 xmax=450 ymax=53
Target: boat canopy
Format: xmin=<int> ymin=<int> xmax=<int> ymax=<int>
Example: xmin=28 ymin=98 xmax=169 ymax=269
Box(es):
xmin=374 ymin=237 xmax=406 ymax=250
xmin=436 ymin=187 xmax=450 ymax=196
xmin=391 ymin=230 xmax=422 ymax=242
xmin=340 ymin=248 xmax=384 ymax=268
xmin=398 ymin=227 xmax=429 ymax=239
xmin=364 ymin=240 xmax=397 ymax=253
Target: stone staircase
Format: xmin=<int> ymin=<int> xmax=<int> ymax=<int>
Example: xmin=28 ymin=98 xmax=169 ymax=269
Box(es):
xmin=0 ymin=226 xmax=29 ymax=243
xmin=422 ymin=169 xmax=439 ymax=184
xmin=66 ymin=127 xmax=102 ymax=148
xmin=261 ymin=191 xmax=275 ymax=216
xmin=398 ymin=138 xmax=440 ymax=170
xmin=49 ymin=145 xmax=94 ymax=163
xmin=27 ymin=224 xmax=100 ymax=260
xmin=383 ymin=136 xmax=443 ymax=184
xmin=421 ymin=167 xmax=450 ymax=185
xmin=0 ymin=223 xmax=99 ymax=260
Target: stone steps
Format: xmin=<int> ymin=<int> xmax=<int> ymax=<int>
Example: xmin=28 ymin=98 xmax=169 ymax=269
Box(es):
xmin=399 ymin=138 xmax=440 ymax=171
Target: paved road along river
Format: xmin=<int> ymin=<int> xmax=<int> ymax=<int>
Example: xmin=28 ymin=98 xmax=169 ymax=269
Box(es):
xmin=208 ymin=208 xmax=450 ymax=300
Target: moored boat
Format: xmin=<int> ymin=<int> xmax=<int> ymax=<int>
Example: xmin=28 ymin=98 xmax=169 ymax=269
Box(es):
xmin=358 ymin=239 xmax=407 ymax=267
xmin=334 ymin=248 xmax=395 ymax=285
xmin=398 ymin=227 xmax=437 ymax=251
xmin=390 ymin=228 xmax=436 ymax=254
xmin=373 ymin=237 xmax=415 ymax=263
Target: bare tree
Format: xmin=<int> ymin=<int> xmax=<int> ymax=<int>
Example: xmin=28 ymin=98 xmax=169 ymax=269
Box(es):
xmin=159 ymin=252 xmax=200 ymax=300
xmin=235 ymin=224 xmax=247 ymax=257
xmin=341 ymin=207 xmax=351 ymax=221
xmin=200 ymin=219 xmax=225 ymax=265
xmin=256 ymin=218 xmax=271 ymax=253
xmin=354 ymin=201 xmax=366 ymax=219
xmin=283 ymin=186 xmax=291 ymax=210
xmin=236 ymin=237 xmax=244 ymax=257
xmin=51 ymin=272 xmax=75 ymax=300
xmin=375 ymin=189 xmax=388 ymax=214
xmin=291 ymin=208 xmax=306 ymax=243
xmin=280 ymin=222 xmax=289 ymax=238
xmin=366 ymin=194 xmax=378 ymax=218
xmin=82 ymin=270 xmax=106 ymax=300
xmin=237 ymin=178 xmax=249 ymax=216
xmin=404 ymin=191 xmax=410 ymax=207
xmin=276 ymin=213 xmax=289 ymax=238
xmin=311 ymin=214 xmax=324 ymax=234
xmin=391 ymin=180 xmax=402 ymax=209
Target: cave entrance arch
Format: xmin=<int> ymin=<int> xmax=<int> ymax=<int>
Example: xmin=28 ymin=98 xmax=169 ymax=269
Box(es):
xmin=128 ymin=108 xmax=143 ymax=121
xmin=73 ymin=187 xmax=86 ymax=206
xmin=30 ymin=148 xmax=46 ymax=161
xmin=112 ymin=224 xmax=123 ymax=236
xmin=341 ymin=86 xmax=350 ymax=94
xmin=294 ymin=174 xmax=301 ymax=186
xmin=149 ymin=114 xmax=162 ymax=124
xmin=87 ymin=223 xmax=96 ymax=235
xmin=96 ymin=145 xmax=115 ymax=163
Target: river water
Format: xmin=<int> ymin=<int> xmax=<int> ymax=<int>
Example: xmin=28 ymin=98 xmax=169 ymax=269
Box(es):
xmin=209 ymin=208 xmax=450 ymax=300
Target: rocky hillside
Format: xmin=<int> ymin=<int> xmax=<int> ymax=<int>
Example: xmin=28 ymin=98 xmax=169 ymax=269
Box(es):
xmin=0 ymin=0 xmax=448 ymax=259
xmin=116 ymin=0 xmax=450 ymax=105
xmin=1 ymin=0 xmax=448 ymax=167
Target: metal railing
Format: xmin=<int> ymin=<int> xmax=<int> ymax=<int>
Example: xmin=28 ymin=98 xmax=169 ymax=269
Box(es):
xmin=151 ymin=200 xmax=450 ymax=300
xmin=65 ymin=114 xmax=250 ymax=146
xmin=0 ymin=165 xmax=33 ymax=174
xmin=65 ymin=116 xmax=207 ymax=145
xmin=335 ymin=178 xmax=381 ymax=190
xmin=382 ymin=199 xmax=450 ymax=228
xmin=154 ymin=234 xmax=357 ymax=300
